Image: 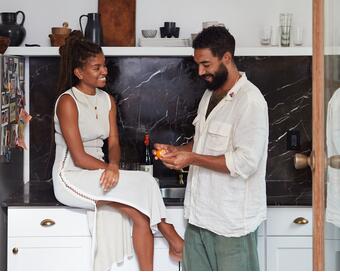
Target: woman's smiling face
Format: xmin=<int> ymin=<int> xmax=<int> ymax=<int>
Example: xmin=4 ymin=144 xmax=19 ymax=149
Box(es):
xmin=75 ymin=52 xmax=108 ymax=93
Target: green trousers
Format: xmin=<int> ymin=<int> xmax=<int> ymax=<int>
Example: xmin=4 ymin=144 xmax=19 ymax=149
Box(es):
xmin=182 ymin=223 xmax=259 ymax=271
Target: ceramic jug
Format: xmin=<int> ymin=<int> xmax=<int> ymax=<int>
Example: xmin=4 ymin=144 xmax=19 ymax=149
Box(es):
xmin=79 ymin=13 xmax=102 ymax=45
xmin=0 ymin=11 xmax=26 ymax=46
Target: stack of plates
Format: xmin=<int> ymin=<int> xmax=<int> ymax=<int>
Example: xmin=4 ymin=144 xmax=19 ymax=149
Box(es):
xmin=139 ymin=38 xmax=190 ymax=47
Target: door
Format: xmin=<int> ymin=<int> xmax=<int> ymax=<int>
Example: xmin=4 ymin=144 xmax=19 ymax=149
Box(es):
xmin=294 ymin=0 xmax=340 ymax=270
xmin=323 ymin=0 xmax=340 ymax=270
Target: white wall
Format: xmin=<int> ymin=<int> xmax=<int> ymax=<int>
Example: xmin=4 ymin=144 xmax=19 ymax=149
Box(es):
xmin=137 ymin=0 xmax=312 ymax=47
xmin=325 ymin=0 xmax=340 ymax=47
xmin=0 ymin=0 xmax=98 ymax=46
xmin=1 ymin=0 xmax=313 ymax=47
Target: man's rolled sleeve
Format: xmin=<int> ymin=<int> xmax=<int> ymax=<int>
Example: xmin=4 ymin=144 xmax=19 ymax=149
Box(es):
xmin=225 ymin=97 xmax=268 ymax=179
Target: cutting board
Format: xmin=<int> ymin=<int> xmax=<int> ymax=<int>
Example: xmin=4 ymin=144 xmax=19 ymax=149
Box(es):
xmin=98 ymin=0 xmax=136 ymax=46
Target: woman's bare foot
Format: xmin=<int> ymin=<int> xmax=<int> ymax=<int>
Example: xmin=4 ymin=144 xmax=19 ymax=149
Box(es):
xmin=157 ymin=220 xmax=184 ymax=261
xmin=168 ymin=236 xmax=184 ymax=262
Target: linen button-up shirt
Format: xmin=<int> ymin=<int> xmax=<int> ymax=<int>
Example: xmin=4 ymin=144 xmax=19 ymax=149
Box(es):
xmin=326 ymin=88 xmax=340 ymax=227
xmin=184 ymin=72 xmax=268 ymax=237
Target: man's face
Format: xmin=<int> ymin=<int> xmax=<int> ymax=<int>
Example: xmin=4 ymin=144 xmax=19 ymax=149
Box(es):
xmin=193 ymin=48 xmax=228 ymax=91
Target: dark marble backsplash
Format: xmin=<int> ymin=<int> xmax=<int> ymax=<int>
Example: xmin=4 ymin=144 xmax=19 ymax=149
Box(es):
xmin=29 ymin=56 xmax=312 ymax=205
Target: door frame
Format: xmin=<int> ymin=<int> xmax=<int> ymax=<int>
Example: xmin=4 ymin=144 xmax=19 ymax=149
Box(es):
xmin=312 ymin=0 xmax=325 ymax=270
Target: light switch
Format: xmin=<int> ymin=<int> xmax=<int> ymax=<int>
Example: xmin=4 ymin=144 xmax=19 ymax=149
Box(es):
xmin=287 ymin=130 xmax=301 ymax=150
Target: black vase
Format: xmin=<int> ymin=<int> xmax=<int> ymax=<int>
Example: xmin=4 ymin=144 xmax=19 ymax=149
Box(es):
xmin=0 ymin=11 xmax=26 ymax=46
xmin=79 ymin=13 xmax=102 ymax=45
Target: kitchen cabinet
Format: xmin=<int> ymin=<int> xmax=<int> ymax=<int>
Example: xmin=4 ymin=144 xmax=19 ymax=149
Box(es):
xmin=266 ymin=207 xmax=313 ymax=271
xmin=8 ymin=237 xmax=92 ymax=271
xmin=11 ymin=206 xmax=340 ymax=271
xmin=110 ymin=238 xmax=180 ymax=271
xmin=7 ymin=206 xmax=185 ymax=271
xmin=112 ymin=207 xmax=185 ymax=271
xmin=267 ymin=236 xmax=312 ymax=270
xmin=265 ymin=208 xmax=340 ymax=271
xmin=7 ymin=207 xmax=92 ymax=271
xmin=7 ymin=205 xmax=265 ymax=271
xmin=324 ymin=222 xmax=340 ymax=271
xmin=324 ymin=239 xmax=340 ymax=271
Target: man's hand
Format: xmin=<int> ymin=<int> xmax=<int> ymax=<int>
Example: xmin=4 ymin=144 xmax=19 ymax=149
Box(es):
xmin=159 ymin=150 xmax=194 ymax=170
xmin=153 ymin=143 xmax=178 ymax=160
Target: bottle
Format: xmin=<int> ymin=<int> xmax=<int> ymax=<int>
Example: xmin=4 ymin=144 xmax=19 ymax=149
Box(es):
xmin=140 ymin=132 xmax=153 ymax=175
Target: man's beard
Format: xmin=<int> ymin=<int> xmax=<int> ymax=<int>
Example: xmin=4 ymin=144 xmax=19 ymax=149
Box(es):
xmin=201 ymin=63 xmax=228 ymax=91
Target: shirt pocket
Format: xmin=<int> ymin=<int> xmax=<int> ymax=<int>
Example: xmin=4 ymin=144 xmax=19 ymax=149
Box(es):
xmin=192 ymin=115 xmax=200 ymax=135
xmin=206 ymin=122 xmax=232 ymax=152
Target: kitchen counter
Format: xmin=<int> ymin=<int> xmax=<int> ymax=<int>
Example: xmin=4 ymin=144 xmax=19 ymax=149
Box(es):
xmin=2 ymin=180 xmax=312 ymax=207
xmin=2 ymin=181 xmax=184 ymax=207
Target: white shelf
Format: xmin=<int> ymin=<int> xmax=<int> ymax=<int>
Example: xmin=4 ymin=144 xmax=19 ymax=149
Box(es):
xmin=236 ymin=46 xmax=312 ymax=56
xmin=4 ymin=47 xmax=193 ymax=56
xmin=3 ymin=46 xmax=315 ymax=57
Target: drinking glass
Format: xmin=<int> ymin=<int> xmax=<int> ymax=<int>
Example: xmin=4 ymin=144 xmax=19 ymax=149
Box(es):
xmin=260 ymin=26 xmax=272 ymax=46
xmin=280 ymin=13 xmax=293 ymax=47
xmin=293 ymin=26 xmax=304 ymax=46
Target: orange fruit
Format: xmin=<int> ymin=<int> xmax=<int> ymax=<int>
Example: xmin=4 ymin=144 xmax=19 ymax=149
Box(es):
xmin=155 ymin=149 xmax=166 ymax=158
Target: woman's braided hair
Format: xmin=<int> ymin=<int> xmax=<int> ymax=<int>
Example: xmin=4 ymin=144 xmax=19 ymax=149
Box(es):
xmin=57 ymin=30 xmax=103 ymax=95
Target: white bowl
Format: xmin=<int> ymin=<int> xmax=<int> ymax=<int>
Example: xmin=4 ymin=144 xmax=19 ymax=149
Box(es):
xmin=141 ymin=29 xmax=157 ymax=38
xmin=202 ymin=21 xmax=219 ymax=29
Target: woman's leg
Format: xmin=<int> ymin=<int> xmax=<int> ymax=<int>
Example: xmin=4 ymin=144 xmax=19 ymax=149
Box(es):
xmin=157 ymin=219 xmax=184 ymax=261
xmin=97 ymin=201 xmax=154 ymax=271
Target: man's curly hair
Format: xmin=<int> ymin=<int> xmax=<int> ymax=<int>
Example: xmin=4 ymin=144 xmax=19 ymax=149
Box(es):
xmin=192 ymin=26 xmax=235 ymax=59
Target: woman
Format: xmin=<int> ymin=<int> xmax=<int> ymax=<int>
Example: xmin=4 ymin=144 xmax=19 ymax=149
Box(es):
xmin=52 ymin=30 xmax=183 ymax=270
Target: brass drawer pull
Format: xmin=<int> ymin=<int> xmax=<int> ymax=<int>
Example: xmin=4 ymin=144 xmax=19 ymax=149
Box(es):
xmin=40 ymin=218 xmax=55 ymax=227
xmin=293 ymin=217 xmax=309 ymax=224
xmin=12 ymin=247 xmax=18 ymax=254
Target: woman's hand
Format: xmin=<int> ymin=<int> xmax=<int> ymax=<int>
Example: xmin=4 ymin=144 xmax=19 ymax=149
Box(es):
xmin=100 ymin=164 xmax=119 ymax=192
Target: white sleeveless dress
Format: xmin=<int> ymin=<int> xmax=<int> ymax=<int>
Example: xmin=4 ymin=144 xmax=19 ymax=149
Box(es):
xmin=52 ymin=87 xmax=168 ymax=270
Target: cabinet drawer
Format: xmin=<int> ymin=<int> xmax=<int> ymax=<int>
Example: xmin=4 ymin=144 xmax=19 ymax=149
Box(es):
xmin=8 ymin=236 xmax=91 ymax=270
xmin=267 ymin=207 xmax=312 ymax=236
xmin=8 ymin=207 xmax=91 ymax=237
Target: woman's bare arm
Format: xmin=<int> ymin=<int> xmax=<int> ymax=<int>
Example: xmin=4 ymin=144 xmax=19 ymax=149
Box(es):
xmin=57 ymin=94 xmax=107 ymax=170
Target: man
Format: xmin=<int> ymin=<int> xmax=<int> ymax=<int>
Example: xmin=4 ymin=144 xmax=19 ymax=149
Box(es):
xmin=326 ymin=88 xmax=340 ymax=228
xmin=154 ymin=26 xmax=268 ymax=271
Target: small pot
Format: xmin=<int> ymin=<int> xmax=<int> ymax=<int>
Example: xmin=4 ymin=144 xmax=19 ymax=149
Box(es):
xmin=49 ymin=33 xmax=68 ymax=47
xmin=51 ymin=22 xmax=71 ymax=35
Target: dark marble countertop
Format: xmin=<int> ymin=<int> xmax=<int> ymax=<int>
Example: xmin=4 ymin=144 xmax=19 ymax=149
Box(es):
xmin=2 ymin=181 xmax=184 ymax=207
xmin=2 ymin=181 xmax=312 ymax=208
xmin=2 ymin=181 xmax=63 ymax=207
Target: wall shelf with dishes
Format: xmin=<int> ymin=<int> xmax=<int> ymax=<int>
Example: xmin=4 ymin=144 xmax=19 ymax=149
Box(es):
xmin=4 ymin=46 xmax=316 ymax=57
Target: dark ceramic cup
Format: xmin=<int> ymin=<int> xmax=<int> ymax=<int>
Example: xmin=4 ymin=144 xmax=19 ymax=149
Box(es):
xmin=159 ymin=27 xmax=167 ymax=38
xmin=163 ymin=22 xmax=176 ymax=38
xmin=172 ymin=27 xmax=180 ymax=38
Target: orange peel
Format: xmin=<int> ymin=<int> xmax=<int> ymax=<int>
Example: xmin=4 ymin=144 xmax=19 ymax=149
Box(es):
xmin=155 ymin=149 xmax=166 ymax=158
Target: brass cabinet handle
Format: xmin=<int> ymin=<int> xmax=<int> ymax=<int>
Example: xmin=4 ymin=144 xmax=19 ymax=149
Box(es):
xmin=293 ymin=217 xmax=309 ymax=224
xmin=40 ymin=218 xmax=55 ymax=227
xmin=12 ymin=247 xmax=18 ymax=254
